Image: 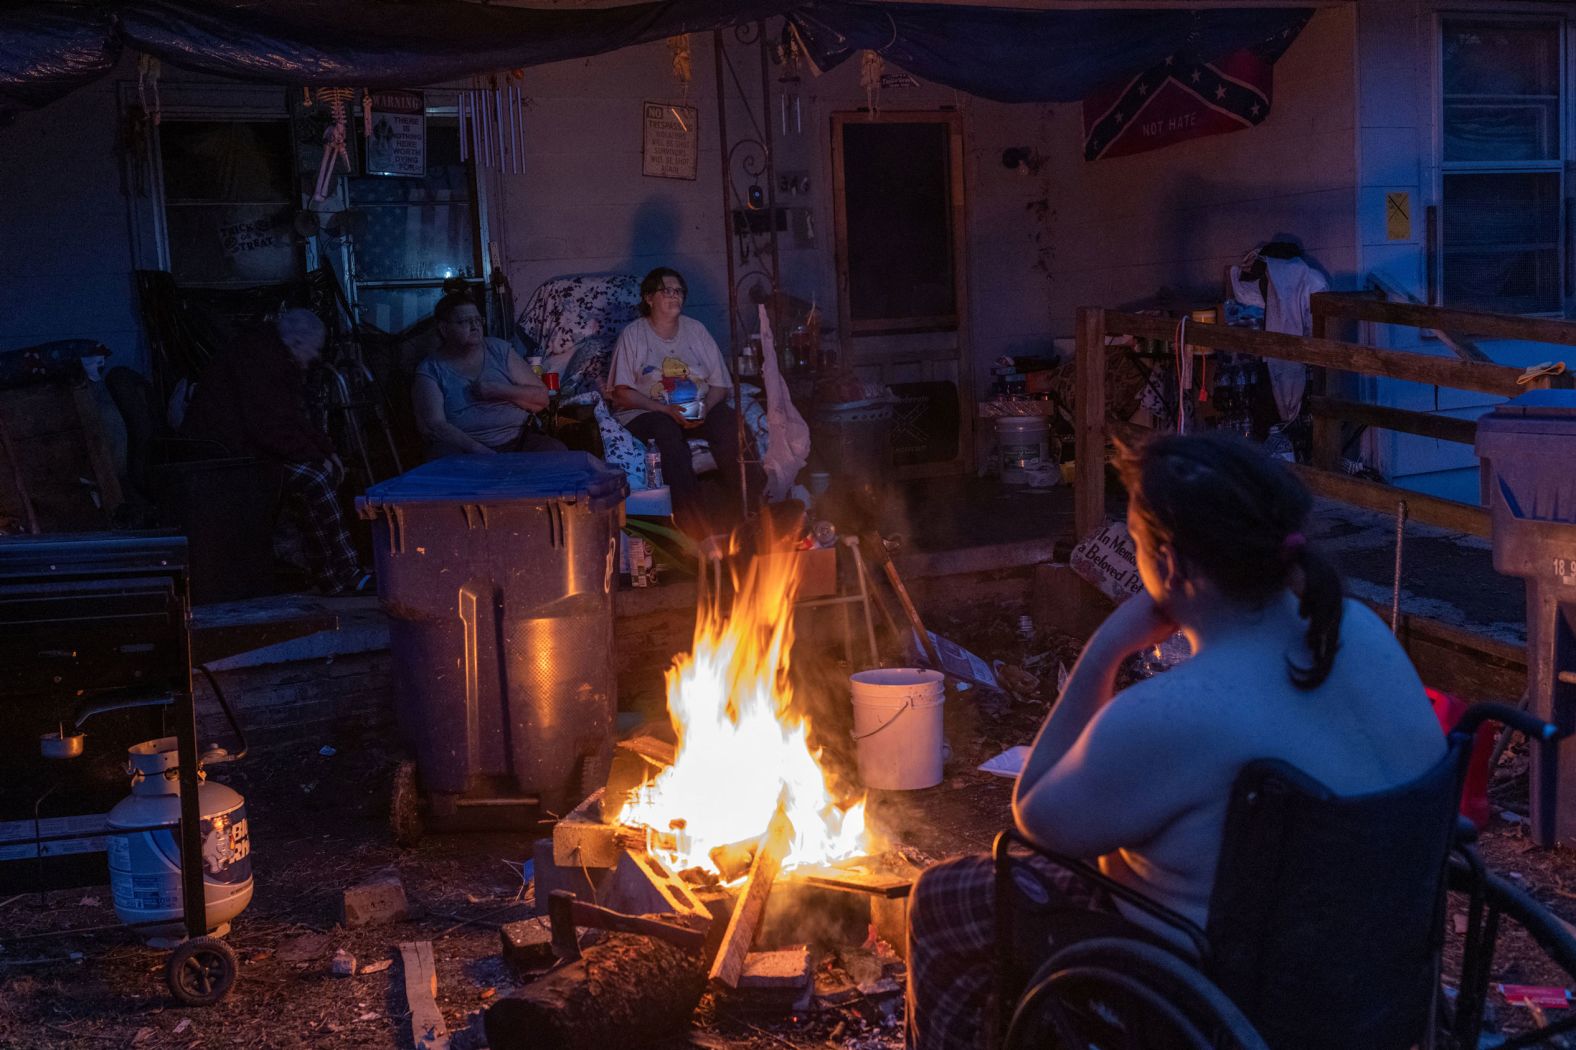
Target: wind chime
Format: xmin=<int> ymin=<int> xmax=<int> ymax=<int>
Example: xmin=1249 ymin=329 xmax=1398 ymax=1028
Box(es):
xmin=778 ymin=28 xmax=802 ymax=136
xmin=459 ymin=72 xmax=527 ymax=174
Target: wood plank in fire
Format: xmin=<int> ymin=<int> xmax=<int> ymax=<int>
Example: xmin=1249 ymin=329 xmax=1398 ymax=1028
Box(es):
xmin=708 ymin=804 xmax=793 ymax=989
xmin=784 ymin=867 xmax=913 ymax=899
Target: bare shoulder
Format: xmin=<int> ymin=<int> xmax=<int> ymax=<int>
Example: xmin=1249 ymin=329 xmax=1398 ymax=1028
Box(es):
xmin=1335 ymin=598 xmax=1418 ymax=670
xmin=1094 ymin=670 xmax=1216 ymax=741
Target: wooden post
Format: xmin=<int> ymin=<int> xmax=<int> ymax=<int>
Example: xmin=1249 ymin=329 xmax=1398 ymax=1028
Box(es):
xmin=1309 ymin=305 xmax=1343 ymax=472
xmin=708 ymin=803 xmax=792 ymax=989
xmin=1074 ymin=307 xmax=1108 ymax=541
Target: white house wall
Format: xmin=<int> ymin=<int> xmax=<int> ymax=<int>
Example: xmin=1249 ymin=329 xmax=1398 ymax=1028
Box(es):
xmin=1356 ymin=0 xmax=1575 ymax=502
xmin=1031 ymin=6 xmax=1359 ymax=333
xmin=491 ymin=30 xmax=1051 ymax=400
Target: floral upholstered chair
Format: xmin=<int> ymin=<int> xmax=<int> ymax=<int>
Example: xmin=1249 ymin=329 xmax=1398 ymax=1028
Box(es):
xmin=516 ymin=273 xmax=771 ymax=491
xmin=516 ymin=273 xmax=641 ymax=399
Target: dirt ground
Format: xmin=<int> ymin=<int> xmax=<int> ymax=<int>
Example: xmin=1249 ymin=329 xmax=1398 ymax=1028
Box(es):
xmin=2 ymin=602 xmax=1574 ymax=1049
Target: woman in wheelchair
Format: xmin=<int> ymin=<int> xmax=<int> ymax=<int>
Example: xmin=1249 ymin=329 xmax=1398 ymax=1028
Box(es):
xmin=906 ymin=432 xmax=1447 ymax=1050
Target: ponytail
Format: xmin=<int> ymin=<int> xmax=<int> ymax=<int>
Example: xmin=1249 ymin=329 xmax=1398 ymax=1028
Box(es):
xmin=1287 ymin=544 xmax=1343 ymax=690
xmin=1119 ymin=432 xmax=1349 ymax=692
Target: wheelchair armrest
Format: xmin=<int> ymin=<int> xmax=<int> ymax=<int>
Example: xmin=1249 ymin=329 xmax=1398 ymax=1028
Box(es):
xmin=993 ymin=829 xmax=1211 ymax=963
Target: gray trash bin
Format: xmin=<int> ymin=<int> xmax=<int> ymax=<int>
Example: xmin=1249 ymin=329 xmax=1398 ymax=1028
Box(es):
xmin=357 ymin=452 xmax=628 ymax=819
xmin=1476 ymin=389 xmax=1576 ymax=845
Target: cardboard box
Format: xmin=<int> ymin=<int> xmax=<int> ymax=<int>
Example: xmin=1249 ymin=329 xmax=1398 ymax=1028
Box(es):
xmin=762 ymin=546 xmax=838 ymax=600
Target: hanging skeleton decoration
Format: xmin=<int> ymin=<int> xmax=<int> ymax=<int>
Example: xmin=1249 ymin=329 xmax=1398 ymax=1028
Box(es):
xmin=458 ymin=72 xmax=527 ymax=175
xmin=668 ymin=34 xmax=692 ymax=97
xmin=859 ymin=50 xmax=883 ymax=117
xmin=137 ymin=54 xmax=162 ymax=125
xmin=311 ymin=87 xmax=356 ymax=202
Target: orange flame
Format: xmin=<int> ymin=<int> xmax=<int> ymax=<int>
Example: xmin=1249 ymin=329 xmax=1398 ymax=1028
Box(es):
xmin=619 ymin=543 xmax=868 ymax=876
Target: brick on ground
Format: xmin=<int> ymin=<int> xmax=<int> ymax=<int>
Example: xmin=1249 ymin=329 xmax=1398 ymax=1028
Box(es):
xmin=500 ymin=916 xmax=556 ymax=969
xmin=341 ymin=871 xmax=411 ymax=928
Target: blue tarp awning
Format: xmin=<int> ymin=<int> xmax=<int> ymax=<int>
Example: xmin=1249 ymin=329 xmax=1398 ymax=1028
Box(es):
xmin=789 ymin=2 xmax=1312 ymax=103
xmin=1 ymin=0 xmax=1312 ymax=122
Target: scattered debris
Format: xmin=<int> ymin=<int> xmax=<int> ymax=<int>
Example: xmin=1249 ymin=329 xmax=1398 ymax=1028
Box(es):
xmin=319 ymin=745 xmax=338 ymax=757
xmin=739 ymin=946 xmax=813 ymax=990
xmin=275 ymin=931 xmax=334 ymax=964
xmin=978 ymin=745 xmax=1030 ymax=779
xmin=499 ymin=916 xmax=556 ymax=970
xmin=330 ymin=948 xmax=357 ymax=977
xmin=359 ymin=958 xmax=393 ymax=976
xmin=78 ymin=895 xmax=99 ymax=907
xmin=343 ymin=871 xmax=411 ymax=928
xmin=399 ymin=940 xmax=450 ymax=1050
xmin=173 ymin=1018 xmax=191 ymax=1035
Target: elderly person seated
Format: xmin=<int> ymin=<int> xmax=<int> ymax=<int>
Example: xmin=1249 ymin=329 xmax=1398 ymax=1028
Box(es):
xmin=412 ymin=292 xmax=567 ymax=458
xmin=183 ymin=307 xmax=372 ymax=595
xmin=609 ymin=267 xmax=760 ymax=536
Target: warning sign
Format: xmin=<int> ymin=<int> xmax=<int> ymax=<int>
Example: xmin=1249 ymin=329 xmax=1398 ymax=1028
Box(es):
xmin=642 ymin=102 xmax=698 ymax=181
xmin=366 ymin=90 xmax=427 ymax=177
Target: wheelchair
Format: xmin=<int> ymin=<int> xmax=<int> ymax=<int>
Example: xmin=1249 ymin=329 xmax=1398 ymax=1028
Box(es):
xmin=992 ymin=702 xmax=1576 ymax=1050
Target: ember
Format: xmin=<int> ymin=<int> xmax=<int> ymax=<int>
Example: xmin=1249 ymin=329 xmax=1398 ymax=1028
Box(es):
xmin=618 ymin=542 xmax=869 ymax=878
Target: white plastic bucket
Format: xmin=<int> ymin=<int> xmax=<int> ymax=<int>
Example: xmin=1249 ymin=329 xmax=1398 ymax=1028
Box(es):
xmin=850 ymin=669 xmax=946 ymax=790
xmin=996 ymin=416 xmax=1050 ymax=484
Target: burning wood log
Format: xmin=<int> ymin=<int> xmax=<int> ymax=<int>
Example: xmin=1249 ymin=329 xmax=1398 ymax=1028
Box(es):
xmin=707 ymin=836 xmax=759 ymax=882
xmin=484 ymin=933 xmax=706 ymax=1050
xmin=708 ymin=803 xmax=793 ymax=989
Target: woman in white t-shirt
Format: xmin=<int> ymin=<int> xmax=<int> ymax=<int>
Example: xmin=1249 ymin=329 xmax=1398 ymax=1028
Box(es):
xmin=608 ymin=267 xmax=759 ymax=536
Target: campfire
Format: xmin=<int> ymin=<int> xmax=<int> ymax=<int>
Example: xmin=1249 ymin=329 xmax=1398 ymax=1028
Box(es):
xmin=618 ymin=542 xmax=870 ymax=877
xmin=491 ymin=543 xmax=914 ymax=1050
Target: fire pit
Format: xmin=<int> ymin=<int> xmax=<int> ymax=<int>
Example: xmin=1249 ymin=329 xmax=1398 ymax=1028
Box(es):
xmin=487 ymin=545 xmax=917 ymax=1049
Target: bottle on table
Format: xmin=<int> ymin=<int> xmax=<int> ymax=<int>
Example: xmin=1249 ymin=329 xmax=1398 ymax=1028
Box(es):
xmin=645 ymin=440 xmax=663 ymax=489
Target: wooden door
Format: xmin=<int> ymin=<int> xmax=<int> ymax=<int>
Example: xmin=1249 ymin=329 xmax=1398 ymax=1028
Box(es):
xmin=831 ymin=111 xmax=972 ymax=477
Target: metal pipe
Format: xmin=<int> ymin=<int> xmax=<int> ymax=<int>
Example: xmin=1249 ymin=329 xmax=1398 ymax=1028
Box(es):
xmin=712 ymin=30 xmax=745 ymax=506
xmin=494 ymin=78 xmax=505 ymax=174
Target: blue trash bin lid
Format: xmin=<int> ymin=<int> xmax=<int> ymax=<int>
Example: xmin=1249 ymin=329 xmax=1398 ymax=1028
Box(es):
xmin=359 ymin=451 xmax=628 ymax=512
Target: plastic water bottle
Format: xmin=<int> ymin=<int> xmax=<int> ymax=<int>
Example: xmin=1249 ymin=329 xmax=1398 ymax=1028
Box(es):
xmin=644 ymin=440 xmax=663 ymax=489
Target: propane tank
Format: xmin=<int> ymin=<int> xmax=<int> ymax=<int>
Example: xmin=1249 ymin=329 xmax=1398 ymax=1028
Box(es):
xmin=107 ymin=737 xmax=253 ymax=947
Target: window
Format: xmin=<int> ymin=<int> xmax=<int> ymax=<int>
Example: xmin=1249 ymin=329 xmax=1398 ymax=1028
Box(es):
xmin=158 ymin=119 xmax=303 ymax=287
xmin=345 ymin=108 xmax=481 ymax=334
xmin=1440 ymin=19 xmax=1568 ymax=314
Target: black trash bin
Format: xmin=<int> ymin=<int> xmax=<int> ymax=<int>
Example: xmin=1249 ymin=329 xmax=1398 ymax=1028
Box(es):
xmin=357 ymin=452 xmax=628 ymax=823
xmin=1476 ymin=389 xmax=1576 ymax=845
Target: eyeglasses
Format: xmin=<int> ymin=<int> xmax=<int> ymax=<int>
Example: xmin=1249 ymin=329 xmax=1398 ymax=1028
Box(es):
xmin=655 ymin=287 xmax=687 ymax=299
xmin=444 ymin=316 xmax=485 ymax=329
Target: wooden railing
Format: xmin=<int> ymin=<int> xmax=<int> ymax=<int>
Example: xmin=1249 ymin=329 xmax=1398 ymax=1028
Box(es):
xmin=1072 ymin=295 xmax=1576 ymax=542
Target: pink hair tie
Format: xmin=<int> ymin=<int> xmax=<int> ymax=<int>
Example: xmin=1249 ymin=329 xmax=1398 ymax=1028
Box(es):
xmin=1281 ymin=531 xmax=1307 ymax=557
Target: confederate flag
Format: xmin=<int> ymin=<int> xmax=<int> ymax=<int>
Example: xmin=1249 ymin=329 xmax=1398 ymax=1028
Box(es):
xmin=1082 ymin=19 xmax=1308 ymax=162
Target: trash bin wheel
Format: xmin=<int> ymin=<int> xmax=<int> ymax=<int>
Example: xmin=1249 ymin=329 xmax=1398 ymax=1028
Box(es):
xmin=166 ymin=936 xmax=238 ymax=1006
xmin=391 ymin=759 xmax=425 ymax=847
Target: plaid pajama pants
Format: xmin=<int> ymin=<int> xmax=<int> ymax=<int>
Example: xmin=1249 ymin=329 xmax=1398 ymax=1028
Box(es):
xmin=906 ymin=852 xmax=1115 ymax=1050
xmin=280 ymin=460 xmax=361 ymax=592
